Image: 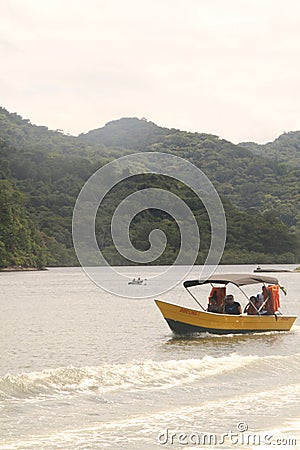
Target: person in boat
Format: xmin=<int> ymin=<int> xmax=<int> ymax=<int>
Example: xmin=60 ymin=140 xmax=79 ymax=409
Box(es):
xmin=207 ymin=290 xmax=221 ymax=313
xmin=257 ymin=286 xmax=269 ymax=303
xmin=243 ymin=296 xmax=266 ymax=315
xmin=244 ymin=294 xmax=270 ymax=315
xmin=256 ymin=296 xmax=270 ymax=314
xmin=224 ymin=295 xmax=242 ymax=315
xmin=244 ymin=296 xmax=258 ymax=315
xmin=207 ymin=297 xmax=220 ymax=313
xmin=256 ymin=286 xmax=273 ymax=314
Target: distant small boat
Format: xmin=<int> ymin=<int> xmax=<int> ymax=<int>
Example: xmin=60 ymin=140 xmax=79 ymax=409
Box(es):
xmin=254 ymin=266 xmax=299 ymax=273
xmin=128 ymin=277 xmax=147 ymax=285
xmin=155 ymin=274 xmax=297 ymax=335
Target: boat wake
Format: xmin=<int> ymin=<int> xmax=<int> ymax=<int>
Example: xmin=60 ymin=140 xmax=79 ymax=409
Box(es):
xmin=2 ymin=384 xmax=299 ymax=450
xmin=1 ymin=353 xmax=299 ymax=400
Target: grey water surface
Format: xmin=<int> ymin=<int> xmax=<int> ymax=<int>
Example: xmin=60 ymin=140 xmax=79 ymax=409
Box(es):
xmin=0 ymin=266 xmax=299 ymax=449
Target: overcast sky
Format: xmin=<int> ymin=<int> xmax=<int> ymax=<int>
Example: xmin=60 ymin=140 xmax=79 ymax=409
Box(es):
xmin=1 ymin=0 xmax=300 ymax=143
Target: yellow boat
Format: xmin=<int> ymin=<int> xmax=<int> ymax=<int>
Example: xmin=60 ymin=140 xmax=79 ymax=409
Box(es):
xmin=155 ymin=274 xmax=297 ymax=335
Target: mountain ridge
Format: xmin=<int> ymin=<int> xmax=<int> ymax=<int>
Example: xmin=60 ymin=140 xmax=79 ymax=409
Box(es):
xmin=0 ymin=107 xmax=299 ymax=266
xmin=239 ymin=131 xmax=300 ymax=166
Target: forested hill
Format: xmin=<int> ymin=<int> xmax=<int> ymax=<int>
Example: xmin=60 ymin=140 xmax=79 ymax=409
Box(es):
xmin=81 ymin=117 xmax=300 ymax=230
xmin=81 ymin=117 xmax=300 ymax=167
xmin=0 ymin=180 xmax=47 ymax=269
xmin=0 ymin=107 xmax=126 ymax=160
xmin=0 ymin=109 xmax=299 ymax=267
xmin=79 ymin=117 xmax=173 ymax=150
xmin=239 ymin=131 xmax=300 ymax=166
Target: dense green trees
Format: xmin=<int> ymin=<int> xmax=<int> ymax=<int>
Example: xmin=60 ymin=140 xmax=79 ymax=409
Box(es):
xmin=240 ymin=131 xmax=300 ymax=166
xmin=92 ymin=173 xmax=299 ymax=265
xmin=81 ymin=118 xmax=300 ymax=237
xmin=0 ymin=180 xmax=47 ymax=268
xmin=0 ymin=110 xmax=299 ymax=267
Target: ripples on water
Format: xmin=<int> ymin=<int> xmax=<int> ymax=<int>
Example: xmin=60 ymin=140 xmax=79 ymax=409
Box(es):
xmin=0 ymin=266 xmax=299 ymax=449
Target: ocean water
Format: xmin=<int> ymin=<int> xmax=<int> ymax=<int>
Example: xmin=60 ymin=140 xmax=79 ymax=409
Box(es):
xmin=0 ymin=265 xmax=299 ymax=449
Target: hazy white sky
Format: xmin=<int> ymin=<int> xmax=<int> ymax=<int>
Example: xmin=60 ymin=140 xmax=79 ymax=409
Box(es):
xmin=1 ymin=0 xmax=300 ymax=143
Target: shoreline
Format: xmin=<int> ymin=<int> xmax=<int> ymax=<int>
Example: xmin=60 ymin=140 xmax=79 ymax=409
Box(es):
xmin=0 ymin=267 xmax=47 ymax=272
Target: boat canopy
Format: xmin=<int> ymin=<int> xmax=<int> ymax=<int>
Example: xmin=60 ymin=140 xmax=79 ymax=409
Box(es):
xmin=183 ymin=274 xmax=279 ymax=289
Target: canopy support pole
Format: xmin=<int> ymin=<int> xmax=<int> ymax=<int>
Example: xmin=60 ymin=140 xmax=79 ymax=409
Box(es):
xmin=238 ymin=285 xmax=259 ymax=315
xmin=185 ymin=287 xmax=206 ymax=311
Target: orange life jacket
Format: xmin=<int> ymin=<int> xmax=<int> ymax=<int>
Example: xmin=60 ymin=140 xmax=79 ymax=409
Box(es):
xmin=208 ymin=287 xmax=226 ymax=312
xmin=266 ymin=285 xmax=281 ymax=313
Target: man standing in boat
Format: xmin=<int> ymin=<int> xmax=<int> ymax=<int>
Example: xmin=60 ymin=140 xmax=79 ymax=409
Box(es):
xmin=257 ymin=285 xmax=269 ymax=303
xmin=224 ymin=295 xmax=242 ymax=315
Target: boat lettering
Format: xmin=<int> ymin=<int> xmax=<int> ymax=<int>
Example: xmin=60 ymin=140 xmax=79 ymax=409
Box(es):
xmin=180 ymin=307 xmax=198 ymax=316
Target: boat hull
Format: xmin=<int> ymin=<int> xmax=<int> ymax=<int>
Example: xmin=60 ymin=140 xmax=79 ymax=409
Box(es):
xmin=254 ymin=269 xmax=293 ymax=273
xmin=155 ymin=300 xmax=297 ymax=335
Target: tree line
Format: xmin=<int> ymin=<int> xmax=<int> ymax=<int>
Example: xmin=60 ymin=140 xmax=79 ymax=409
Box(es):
xmin=0 ymin=110 xmax=299 ymax=267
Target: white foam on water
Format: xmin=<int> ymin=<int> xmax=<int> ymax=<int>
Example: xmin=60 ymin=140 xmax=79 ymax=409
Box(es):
xmin=0 ymin=352 xmax=299 ymax=400
xmin=2 ymin=384 xmax=299 ymax=450
xmin=291 ymin=324 xmax=300 ymax=333
xmin=246 ymin=417 xmax=300 ymax=450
